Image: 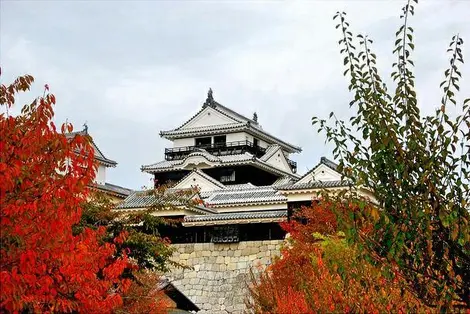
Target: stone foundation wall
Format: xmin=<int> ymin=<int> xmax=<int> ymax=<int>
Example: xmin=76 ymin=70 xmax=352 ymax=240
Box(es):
xmin=167 ymin=240 xmax=283 ymax=313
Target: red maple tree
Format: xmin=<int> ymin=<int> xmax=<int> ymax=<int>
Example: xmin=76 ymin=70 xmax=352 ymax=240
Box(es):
xmin=248 ymin=201 xmax=429 ymax=313
xmin=0 ymin=73 xmax=133 ymax=313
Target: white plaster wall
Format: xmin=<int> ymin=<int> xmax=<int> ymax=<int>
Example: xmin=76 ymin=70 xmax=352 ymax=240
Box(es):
xmin=173 ymin=138 xmax=195 ymax=148
xmin=284 ymin=193 xmax=318 ymax=203
xmin=95 ymin=165 xmax=106 ymax=185
xmin=264 ymin=150 xmax=292 ymax=174
xmin=313 ymin=165 xmax=341 ymax=181
xmin=184 ymin=107 xmax=236 ymax=129
xmin=175 ymin=172 xmax=222 ymax=192
xmin=296 ymin=164 xmax=341 ymax=185
xmin=257 ymin=139 xmax=268 ymax=149
xmin=228 ymin=132 xmax=268 ymax=148
xmin=243 ymin=133 xmax=253 ymax=143
xmin=226 ymin=132 xmax=248 ymax=143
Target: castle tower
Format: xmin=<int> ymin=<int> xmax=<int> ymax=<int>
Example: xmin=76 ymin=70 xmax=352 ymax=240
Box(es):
xmin=141 ymin=89 xmax=301 ymax=188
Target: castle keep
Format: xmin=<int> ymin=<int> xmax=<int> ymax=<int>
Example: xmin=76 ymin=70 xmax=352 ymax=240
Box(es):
xmin=115 ymin=90 xmax=350 ymax=313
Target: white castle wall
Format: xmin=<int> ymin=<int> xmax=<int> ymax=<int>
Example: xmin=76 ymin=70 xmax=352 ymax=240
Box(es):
xmin=167 ymin=240 xmax=283 ymax=313
xmin=95 ymin=164 xmax=107 ymax=185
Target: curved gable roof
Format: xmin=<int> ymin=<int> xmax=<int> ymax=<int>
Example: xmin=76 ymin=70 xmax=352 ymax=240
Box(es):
xmin=159 ymin=91 xmax=301 ymax=153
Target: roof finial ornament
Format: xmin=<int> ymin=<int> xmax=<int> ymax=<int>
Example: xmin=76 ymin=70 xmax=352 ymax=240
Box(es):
xmin=83 ymin=121 xmax=88 ymax=134
xmin=253 ymin=112 xmax=258 ymax=123
xmin=203 ymin=88 xmax=215 ymax=107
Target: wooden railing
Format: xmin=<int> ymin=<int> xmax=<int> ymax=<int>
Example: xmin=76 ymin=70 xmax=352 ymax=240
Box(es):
xmin=164 ymin=140 xmax=266 ymax=160
xmin=164 ymin=140 xmax=297 ymax=173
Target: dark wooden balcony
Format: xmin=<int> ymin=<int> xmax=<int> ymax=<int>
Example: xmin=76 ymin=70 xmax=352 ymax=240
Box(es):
xmin=164 ymin=140 xmax=298 ymax=173
xmin=165 ymin=140 xmax=266 ymax=161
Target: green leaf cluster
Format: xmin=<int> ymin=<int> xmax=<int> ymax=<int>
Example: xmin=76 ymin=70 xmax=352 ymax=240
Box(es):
xmin=76 ymin=185 xmax=199 ymax=273
xmin=314 ymin=0 xmax=470 ymax=309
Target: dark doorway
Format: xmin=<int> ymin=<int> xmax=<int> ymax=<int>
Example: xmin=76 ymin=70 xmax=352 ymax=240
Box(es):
xmin=195 ymin=137 xmax=211 ymax=148
xmin=214 ymin=135 xmax=226 ymax=147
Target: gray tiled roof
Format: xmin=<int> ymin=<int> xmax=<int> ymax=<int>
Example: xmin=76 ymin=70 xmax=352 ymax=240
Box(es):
xmin=170 ymin=99 xmax=259 ymax=133
xmin=92 ymin=183 xmax=132 ymax=198
xmin=277 ymin=180 xmax=351 ymax=190
xmin=260 ymin=144 xmax=281 ymax=162
xmin=140 ymin=159 xmax=181 ymax=171
xmin=141 ymin=151 xmax=254 ymax=172
xmin=320 ymin=157 xmax=339 ymax=171
xmin=199 ymin=190 xmax=215 ymax=199
xmin=212 ymin=101 xmax=260 ymax=126
xmin=116 ymin=190 xmax=161 ymax=209
xmin=143 ymin=149 xmax=300 ymax=179
xmin=184 ymin=210 xmax=287 ymax=223
xmin=116 ymin=189 xmax=218 ymax=214
xmin=161 ymin=122 xmax=246 ymax=137
xmin=205 ymin=187 xmax=286 ymax=206
xmin=160 ymin=98 xmax=301 ymax=153
xmin=225 ymin=183 xmax=256 ymax=190
xmin=66 ymin=129 xmax=117 ymax=167
xmin=272 ymin=176 xmax=296 ymax=186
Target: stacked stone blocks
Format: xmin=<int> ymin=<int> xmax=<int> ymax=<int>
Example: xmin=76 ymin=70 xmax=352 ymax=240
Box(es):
xmin=168 ymin=240 xmax=283 ymax=313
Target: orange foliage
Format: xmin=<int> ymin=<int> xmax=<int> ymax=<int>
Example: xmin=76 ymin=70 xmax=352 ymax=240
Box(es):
xmin=0 ymin=74 xmax=132 ymax=313
xmin=248 ymin=202 xmax=429 ymax=313
xmin=117 ymin=271 xmax=171 ymax=314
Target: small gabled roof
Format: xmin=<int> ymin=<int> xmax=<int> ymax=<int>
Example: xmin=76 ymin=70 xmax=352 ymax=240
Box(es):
xmin=260 ymin=144 xmax=282 ymax=162
xmin=259 ymin=144 xmax=294 ymax=174
xmin=66 ymin=127 xmax=117 ymax=167
xmin=160 ymin=89 xmax=302 ymax=153
xmin=275 ymin=157 xmax=351 ymax=192
xmin=175 ymin=88 xmax=259 ymax=130
xmin=296 ymin=156 xmax=340 ymax=183
xmin=173 ymin=169 xmax=226 ymax=191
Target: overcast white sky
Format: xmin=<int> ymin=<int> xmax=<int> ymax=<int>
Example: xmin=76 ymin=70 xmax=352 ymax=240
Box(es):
xmin=1 ymin=0 xmax=469 ymax=190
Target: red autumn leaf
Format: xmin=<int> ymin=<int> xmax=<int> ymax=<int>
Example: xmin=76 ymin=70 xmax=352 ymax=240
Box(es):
xmin=0 ymin=74 xmax=132 ymax=313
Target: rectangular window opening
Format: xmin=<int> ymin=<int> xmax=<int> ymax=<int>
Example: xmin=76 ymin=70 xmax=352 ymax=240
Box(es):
xmin=214 ymin=135 xmax=226 ymax=147
xmin=195 ymin=137 xmax=211 ymax=148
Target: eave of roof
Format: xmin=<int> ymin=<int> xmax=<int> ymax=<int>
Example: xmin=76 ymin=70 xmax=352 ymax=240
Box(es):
xmin=260 ymin=144 xmax=281 ymax=162
xmin=160 ymin=98 xmax=301 ymax=153
xmin=161 ymin=122 xmax=301 ymax=154
xmin=66 ymin=130 xmax=117 ymax=167
xmin=211 ymin=101 xmax=258 ymax=125
xmin=160 ymin=123 xmax=246 ymax=137
xmin=182 ymin=210 xmax=287 ymax=226
xmin=91 ymin=182 xmax=133 ymax=198
xmin=115 ymin=189 xmax=218 ymax=214
xmin=141 ymin=150 xmax=299 ymax=179
xmin=276 ymin=180 xmax=352 ymax=192
xmin=173 ymin=169 xmax=226 ymax=190
xmin=204 ymin=186 xmax=287 ymax=207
